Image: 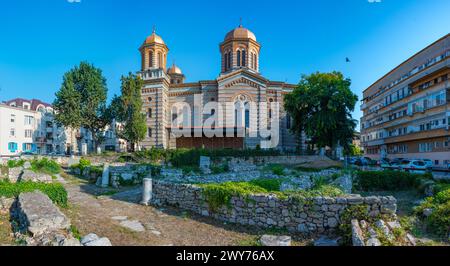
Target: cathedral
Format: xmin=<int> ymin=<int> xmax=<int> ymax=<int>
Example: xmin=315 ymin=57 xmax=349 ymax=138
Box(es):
xmin=138 ymin=25 xmax=299 ymax=150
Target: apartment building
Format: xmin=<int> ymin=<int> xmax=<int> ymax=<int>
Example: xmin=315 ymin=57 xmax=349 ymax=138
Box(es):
xmin=0 ymin=98 xmax=74 ymax=157
xmin=360 ymin=34 xmax=450 ymax=167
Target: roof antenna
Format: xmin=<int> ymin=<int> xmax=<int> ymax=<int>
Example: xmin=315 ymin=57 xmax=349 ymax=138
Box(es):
xmin=152 ymin=25 xmax=156 ymax=34
xmin=239 ymin=17 xmax=243 ymax=27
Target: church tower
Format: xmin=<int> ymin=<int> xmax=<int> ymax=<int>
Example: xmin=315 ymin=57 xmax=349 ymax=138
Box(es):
xmin=219 ymin=24 xmax=261 ymax=74
xmin=139 ymin=28 xmax=169 ymax=71
xmin=139 ymin=28 xmax=171 ymax=149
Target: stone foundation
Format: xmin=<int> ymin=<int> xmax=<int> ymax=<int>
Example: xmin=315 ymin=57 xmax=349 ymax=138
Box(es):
xmin=151 ymin=180 xmax=397 ymax=233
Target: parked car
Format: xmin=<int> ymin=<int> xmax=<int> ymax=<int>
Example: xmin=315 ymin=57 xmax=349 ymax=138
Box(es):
xmin=363 ymin=157 xmax=377 ymax=166
xmin=378 ymin=158 xmax=391 ymax=168
xmin=399 ymin=159 xmax=429 ymax=173
xmin=417 ymin=159 xmax=433 ymax=170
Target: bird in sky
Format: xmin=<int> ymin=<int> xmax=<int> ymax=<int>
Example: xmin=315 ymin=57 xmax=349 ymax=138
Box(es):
xmin=346 ymin=57 xmax=351 ymax=63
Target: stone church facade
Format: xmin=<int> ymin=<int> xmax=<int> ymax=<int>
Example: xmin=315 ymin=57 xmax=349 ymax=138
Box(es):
xmin=138 ymin=25 xmax=300 ymax=150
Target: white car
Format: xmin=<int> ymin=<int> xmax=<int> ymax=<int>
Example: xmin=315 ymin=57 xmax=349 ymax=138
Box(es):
xmin=400 ymin=160 xmax=428 ymax=173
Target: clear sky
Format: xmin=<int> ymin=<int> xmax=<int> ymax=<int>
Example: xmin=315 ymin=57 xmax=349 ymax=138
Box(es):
xmin=0 ymin=0 xmax=449 ymax=127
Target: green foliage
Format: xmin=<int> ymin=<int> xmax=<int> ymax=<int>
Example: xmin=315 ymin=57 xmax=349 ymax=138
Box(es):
xmin=30 ymin=158 xmax=61 ymax=175
xmin=54 ymin=62 xmax=109 ymax=149
xmin=284 ymin=72 xmax=358 ymax=151
xmin=133 ymin=148 xmax=282 ymax=168
xmin=249 ymin=178 xmax=283 ymax=192
xmin=295 ymin=165 xmax=342 ymax=173
xmin=338 ymin=205 xmax=370 ymax=245
xmin=0 ymin=180 xmax=68 ymax=207
xmin=345 ymin=144 xmax=363 ymax=156
xmin=198 ymin=179 xmax=344 ymax=212
xmin=354 ymin=170 xmax=430 ymax=191
xmin=89 ymin=166 xmax=103 ymax=178
xmin=7 ymin=159 xmax=25 ymax=168
xmin=111 ymin=73 xmax=147 ymax=151
xmin=70 ymin=225 xmax=82 ymax=240
xmin=70 ymin=157 xmax=92 ymax=173
xmin=211 ymin=164 xmax=230 ymax=174
xmin=286 ymin=185 xmax=345 ymax=200
xmin=267 ymin=164 xmax=285 ymax=176
xmin=199 ymin=182 xmax=268 ymax=211
xmin=415 ymin=188 xmax=450 ymax=238
xmin=181 ymin=166 xmax=201 ymax=175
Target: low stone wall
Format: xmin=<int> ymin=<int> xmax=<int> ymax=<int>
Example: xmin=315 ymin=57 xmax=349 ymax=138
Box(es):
xmin=217 ymin=155 xmax=339 ymax=172
xmin=151 ymin=180 xmax=397 ymax=233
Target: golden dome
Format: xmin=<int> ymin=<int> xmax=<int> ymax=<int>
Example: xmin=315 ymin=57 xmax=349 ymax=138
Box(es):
xmin=224 ymin=25 xmax=257 ymax=42
xmin=144 ymin=32 xmax=165 ymax=45
xmin=168 ymin=63 xmax=182 ymax=75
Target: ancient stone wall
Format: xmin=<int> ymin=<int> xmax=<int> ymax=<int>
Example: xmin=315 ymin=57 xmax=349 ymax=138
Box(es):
xmin=151 ymin=180 xmax=397 ymax=233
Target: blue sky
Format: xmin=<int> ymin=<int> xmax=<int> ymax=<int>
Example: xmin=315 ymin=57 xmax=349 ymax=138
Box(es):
xmin=0 ymin=0 xmax=449 ymax=126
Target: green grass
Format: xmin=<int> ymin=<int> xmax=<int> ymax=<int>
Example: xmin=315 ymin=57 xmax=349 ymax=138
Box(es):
xmin=0 ymin=180 xmax=68 ymax=208
xmin=30 ymin=158 xmax=61 ymax=175
xmin=198 ymin=178 xmax=344 ymax=211
xmin=354 ymin=170 xmax=432 ymax=192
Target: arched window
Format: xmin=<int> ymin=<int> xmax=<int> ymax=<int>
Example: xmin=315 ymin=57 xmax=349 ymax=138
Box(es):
xmin=148 ymin=108 xmax=152 ymax=118
xmin=149 ymin=51 xmax=154 ymax=68
xmin=237 ymin=50 xmax=241 ymax=67
xmin=242 ymin=50 xmax=246 ymax=67
xmin=228 ymin=52 xmax=232 ymax=69
xmin=158 ymin=52 xmax=162 ymax=68
xmin=224 ymin=53 xmax=228 ymax=71
xmin=245 ymin=108 xmax=250 ymax=128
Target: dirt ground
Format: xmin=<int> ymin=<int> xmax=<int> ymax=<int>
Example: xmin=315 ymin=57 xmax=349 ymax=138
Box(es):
xmin=0 ymin=213 xmax=15 ymax=246
xmin=61 ymin=174 xmax=311 ymax=246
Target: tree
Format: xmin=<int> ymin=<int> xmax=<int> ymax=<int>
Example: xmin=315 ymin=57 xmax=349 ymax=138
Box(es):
xmin=53 ymin=74 xmax=82 ymax=154
xmin=54 ymin=62 xmax=109 ymax=152
xmin=109 ymin=73 xmax=147 ymax=151
xmin=284 ymin=72 xmax=358 ymax=152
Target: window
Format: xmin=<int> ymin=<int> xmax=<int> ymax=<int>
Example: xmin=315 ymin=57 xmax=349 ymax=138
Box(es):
xmin=237 ymin=50 xmax=241 ymax=67
xmin=211 ymin=109 xmax=216 ymax=116
xmin=158 ymin=52 xmax=162 ymax=68
xmin=419 ymin=143 xmax=432 ymax=153
xmin=149 ymin=51 xmax=153 ymax=68
xmin=23 ymin=143 xmax=32 ymax=152
xmin=148 ymin=108 xmax=152 ymax=118
xmin=245 ymin=109 xmax=250 ymax=128
xmin=148 ymin=128 xmax=152 ymax=138
xmin=24 ymin=115 xmax=33 ymax=125
xmin=224 ymin=53 xmax=228 ymax=70
xmin=10 ymin=115 xmax=15 ymax=123
xmin=148 ymin=97 xmax=152 ymax=102
xmin=242 ymin=50 xmax=246 ymax=66
xmin=25 ymin=130 xmax=32 ymax=138
xmin=228 ymin=52 xmax=232 ymax=69
xmin=10 ymin=128 xmax=15 ymax=137
xmin=8 ymin=142 xmax=18 ymax=153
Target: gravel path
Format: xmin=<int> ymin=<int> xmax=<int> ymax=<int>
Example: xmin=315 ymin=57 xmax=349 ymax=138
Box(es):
xmin=62 ymin=177 xmax=259 ymax=246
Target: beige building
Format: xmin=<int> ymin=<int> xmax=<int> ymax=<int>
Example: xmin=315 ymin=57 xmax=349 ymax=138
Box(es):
xmin=360 ymin=34 xmax=450 ymax=167
xmin=138 ymin=25 xmax=301 ymax=150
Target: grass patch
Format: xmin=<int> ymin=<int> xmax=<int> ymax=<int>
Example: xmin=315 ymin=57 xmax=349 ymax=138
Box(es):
xmin=0 ymin=180 xmax=68 ymax=208
xmin=198 ymin=178 xmax=344 ymax=212
xmin=30 ymin=158 xmax=61 ymax=175
xmin=353 ymin=170 xmax=432 ymax=192
xmin=70 ymin=225 xmax=82 ymax=240
xmin=199 ymin=182 xmax=268 ymax=211
xmin=415 ymin=188 xmax=450 ymax=238
xmin=7 ymin=159 xmax=25 ymax=169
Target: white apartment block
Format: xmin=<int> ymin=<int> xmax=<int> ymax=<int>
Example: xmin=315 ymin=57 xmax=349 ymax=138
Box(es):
xmin=0 ymin=98 xmax=128 ymax=157
xmin=0 ymin=98 xmax=73 ymax=157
